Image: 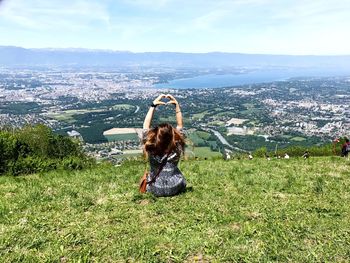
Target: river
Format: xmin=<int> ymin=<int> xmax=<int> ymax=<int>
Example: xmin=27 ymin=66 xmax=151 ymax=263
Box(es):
xmin=209 ymin=129 xmax=247 ymax=153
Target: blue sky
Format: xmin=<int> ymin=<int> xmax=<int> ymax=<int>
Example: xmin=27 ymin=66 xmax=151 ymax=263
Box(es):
xmin=0 ymin=0 xmax=350 ymax=54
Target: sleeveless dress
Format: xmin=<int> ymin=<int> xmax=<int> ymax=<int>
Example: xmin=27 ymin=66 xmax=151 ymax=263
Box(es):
xmin=143 ymin=129 xmax=186 ymax=197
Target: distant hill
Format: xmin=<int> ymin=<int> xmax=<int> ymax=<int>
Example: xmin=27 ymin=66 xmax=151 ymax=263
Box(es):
xmin=1 ymin=46 xmax=350 ymax=68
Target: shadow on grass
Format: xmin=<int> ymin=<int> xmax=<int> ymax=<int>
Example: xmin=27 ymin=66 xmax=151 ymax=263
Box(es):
xmin=183 ymin=186 xmax=194 ymax=193
xmin=131 ymin=186 xmax=194 ymax=204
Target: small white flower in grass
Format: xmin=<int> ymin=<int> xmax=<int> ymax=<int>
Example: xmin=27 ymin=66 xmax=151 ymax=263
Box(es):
xmin=19 ymin=217 xmax=28 ymax=225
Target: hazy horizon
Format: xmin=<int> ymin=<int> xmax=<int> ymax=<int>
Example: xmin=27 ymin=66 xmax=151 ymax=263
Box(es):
xmin=1 ymin=0 xmax=350 ymax=56
xmin=3 ymin=45 xmax=350 ymax=56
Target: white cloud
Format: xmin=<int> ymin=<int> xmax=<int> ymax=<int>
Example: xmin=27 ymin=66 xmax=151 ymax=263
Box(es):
xmin=1 ymin=0 xmax=350 ymax=54
xmin=0 ymin=0 xmax=110 ymax=30
xmin=121 ymin=0 xmax=173 ymax=9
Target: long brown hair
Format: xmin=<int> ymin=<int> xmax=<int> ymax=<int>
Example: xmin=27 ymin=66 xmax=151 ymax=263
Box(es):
xmin=143 ymin=123 xmax=185 ymax=156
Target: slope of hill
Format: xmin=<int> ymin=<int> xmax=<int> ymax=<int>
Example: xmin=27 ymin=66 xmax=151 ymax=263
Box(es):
xmin=1 ymin=46 xmax=350 ymax=68
xmin=1 ymin=157 xmax=350 ymax=261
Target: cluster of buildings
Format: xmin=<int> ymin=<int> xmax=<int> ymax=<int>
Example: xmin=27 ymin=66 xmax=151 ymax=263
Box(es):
xmin=1 ymin=68 xmax=350 ymax=156
xmin=0 ymin=113 xmax=53 ymax=129
xmin=0 ymin=69 xmax=164 ymax=130
xmin=262 ymin=97 xmax=350 ymax=138
xmin=79 ymin=128 xmax=143 ymax=162
xmin=0 ymin=70 xmax=158 ymax=103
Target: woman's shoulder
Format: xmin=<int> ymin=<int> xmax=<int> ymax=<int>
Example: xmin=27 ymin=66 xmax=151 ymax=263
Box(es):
xmin=175 ymin=126 xmax=187 ymax=137
xmin=142 ymin=128 xmax=154 ymax=142
xmin=142 ymin=128 xmax=149 ymax=137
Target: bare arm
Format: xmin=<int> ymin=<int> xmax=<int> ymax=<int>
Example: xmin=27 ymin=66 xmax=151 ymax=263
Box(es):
xmin=143 ymin=106 xmax=156 ymax=129
xmin=175 ymin=103 xmax=183 ymax=129
xmin=167 ymin=94 xmax=183 ymax=129
xmin=143 ymin=94 xmax=166 ymax=129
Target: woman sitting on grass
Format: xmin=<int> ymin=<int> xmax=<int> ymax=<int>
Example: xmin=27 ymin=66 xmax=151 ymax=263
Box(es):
xmin=142 ymin=94 xmax=186 ymax=197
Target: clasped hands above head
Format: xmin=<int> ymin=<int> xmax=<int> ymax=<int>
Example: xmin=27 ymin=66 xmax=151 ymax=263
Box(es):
xmin=152 ymin=94 xmax=179 ymax=106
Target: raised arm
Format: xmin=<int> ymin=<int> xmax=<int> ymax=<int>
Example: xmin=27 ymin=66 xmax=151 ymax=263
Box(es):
xmin=166 ymin=94 xmax=183 ymax=130
xmin=143 ymin=94 xmax=166 ymax=129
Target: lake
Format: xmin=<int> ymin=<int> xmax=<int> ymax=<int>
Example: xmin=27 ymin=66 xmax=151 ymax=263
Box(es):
xmin=154 ymin=68 xmax=350 ymax=89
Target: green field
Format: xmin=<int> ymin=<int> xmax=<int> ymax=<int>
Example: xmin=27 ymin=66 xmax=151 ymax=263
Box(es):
xmin=291 ymin=136 xmax=307 ymax=142
xmin=241 ymin=103 xmax=262 ymax=116
xmin=192 ymin=147 xmax=222 ymax=158
xmin=47 ymin=105 xmax=134 ymax=124
xmin=215 ymin=111 xmax=237 ymax=117
xmin=196 ymin=131 xmax=211 ymax=140
xmin=1 ymin=157 xmax=350 ymax=262
xmin=207 ymin=120 xmax=226 ymax=126
xmin=191 ymin=108 xmax=224 ymax=120
xmin=47 ymin=109 xmax=106 ymax=123
xmin=191 ymin=110 xmax=210 ymax=120
xmin=104 ymin=133 xmax=139 ymax=142
xmin=159 ymin=117 xmax=176 ymax=123
xmin=187 ymin=131 xmax=211 ymax=146
xmin=111 ymin=104 xmax=134 ymax=110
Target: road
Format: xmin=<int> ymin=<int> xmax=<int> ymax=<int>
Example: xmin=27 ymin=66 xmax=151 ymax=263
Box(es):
xmin=209 ymin=128 xmax=247 ymax=153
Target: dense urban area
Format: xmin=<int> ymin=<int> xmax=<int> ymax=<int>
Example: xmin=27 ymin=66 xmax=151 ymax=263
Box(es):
xmin=1 ymin=67 xmax=349 ymax=160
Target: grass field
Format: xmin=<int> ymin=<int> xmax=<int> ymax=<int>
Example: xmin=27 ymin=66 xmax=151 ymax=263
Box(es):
xmin=111 ymin=104 xmax=134 ymax=110
xmin=46 ymin=105 xmax=133 ymax=124
xmin=196 ymin=131 xmax=211 ymax=140
xmin=47 ymin=109 xmax=106 ymax=123
xmin=291 ymin=136 xmax=307 ymax=142
xmin=1 ymin=157 xmax=350 ymax=262
xmin=191 ymin=110 xmax=210 ymax=120
xmin=241 ymin=103 xmax=262 ymax=116
xmin=207 ymin=120 xmax=226 ymax=126
xmin=192 ymin=147 xmax=222 ymax=158
xmin=187 ymin=131 xmax=211 ymax=146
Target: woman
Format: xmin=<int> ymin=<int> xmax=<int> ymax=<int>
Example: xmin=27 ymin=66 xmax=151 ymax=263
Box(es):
xmin=142 ymin=94 xmax=186 ymax=197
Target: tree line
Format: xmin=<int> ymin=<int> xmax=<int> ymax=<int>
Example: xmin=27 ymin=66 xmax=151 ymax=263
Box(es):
xmin=0 ymin=124 xmax=93 ymax=176
xmin=253 ymin=139 xmax=347 ymax=158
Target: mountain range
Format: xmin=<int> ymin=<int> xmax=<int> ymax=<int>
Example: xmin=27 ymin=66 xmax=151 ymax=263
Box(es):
xmin=1 ymin=46 xmax=350 ymax=69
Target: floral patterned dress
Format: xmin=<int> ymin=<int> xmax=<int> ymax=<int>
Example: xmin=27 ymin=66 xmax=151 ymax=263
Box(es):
xmin=143 ymin=129 xmax=186 ymax=197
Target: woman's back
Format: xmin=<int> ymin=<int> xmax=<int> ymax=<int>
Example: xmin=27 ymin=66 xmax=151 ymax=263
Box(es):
xmin=143 ymin=127 xmax=186 ymax=197
xmin=142 ymin=94 xmax=186 ymax=197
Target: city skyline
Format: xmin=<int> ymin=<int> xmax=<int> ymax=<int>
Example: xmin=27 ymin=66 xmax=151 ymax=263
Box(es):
xmin=0 ymin=0 xmax=350 ymax=55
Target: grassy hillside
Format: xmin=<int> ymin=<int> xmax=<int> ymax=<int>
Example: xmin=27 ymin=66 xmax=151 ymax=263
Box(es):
xmin=1 ymin=157 xmax=350 ymax=262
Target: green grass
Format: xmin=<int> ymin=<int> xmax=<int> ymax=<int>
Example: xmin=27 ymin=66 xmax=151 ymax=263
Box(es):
xmin=159 ymin=117 xmax=175 ymax=123
xmin=214 ymin=111 xmax=236 ymax=117
xmin=192 ymin=110 xmax=210 ymax=120
xmin=241 ymin=103 xmax=262 ymax=116
xmin=111 ymin=104 xmax=134 ymax=110
xmin=291 ymin=136 xmax=307 ymax=142
xmin=207 ymin=120 xmax=226 ymax=126
xmin=187 ymin=131 xmax=211 ymax=146
xmin=1 ymin=157 xmax=350 ymax=262
xmin=191 ymin=108 xmax=223 ymax=120
xmin=192 ymin=147 xmax=222 ymax=158
xmin=188 ymin=132 xmax=204 ymax=146
xmin=47 ymin=109 xmax=106 ymax=123
xmin=185 ymin=146 xmax=220 ymax=159
xmin=196 ymin=131 xmax=211 ymax=140
xmin=47 ymin=105 xmax=134 ymax=123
